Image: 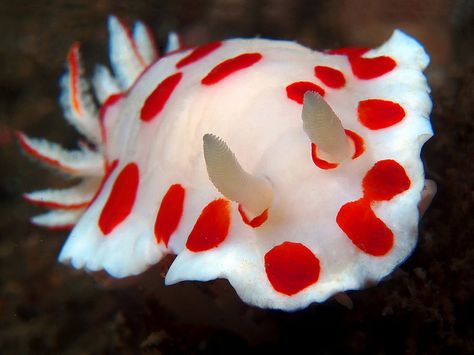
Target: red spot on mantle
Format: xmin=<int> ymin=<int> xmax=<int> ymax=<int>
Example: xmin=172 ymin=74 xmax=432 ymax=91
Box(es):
xmin=265 ymin=242 xmax=320 ymax=296
xmin=140 ymin=72 xmax=183 ymax=122
xmin=186 ymin=199 xmax=231 ymax=252
xmin=154 ymin=184 xmax=186 ymax=247
xmin=363 ymin=160 xmax=410 ymax=201
xmin=176 ymin=41 xmax=222 ymax=68
xmin=99 ymin=93 xmax=124 ymax=122
xmin=310 ymin=129 xmax=366 ymax=170
xmin=314 ymin=66 xmax=346 ymax=89
xmin=358 ymin=99 xmax=405 ymax=130
xmin=349 ymin=55 xmax=396 ymax=80
xmin=201 ymin=53 xmax=262 ymax=85
xmin=98 ymin=162 xmax=139 ymax=235
xmin=238 ymin=204 xmax=268 ymax=228
xmin=336 ymin=198 xmax=394 ymax=256
xmin=311 ymin=143 xmax=339 ymax=170
xmin=345 ymin=129 xmax=365 ymax=159
xmin=286 ymin=81 xmax=325 ymax=104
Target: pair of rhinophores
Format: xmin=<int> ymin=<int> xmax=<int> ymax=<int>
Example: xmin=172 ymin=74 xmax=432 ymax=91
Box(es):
xmin=19 ymin=16 xmax=435 ymax=310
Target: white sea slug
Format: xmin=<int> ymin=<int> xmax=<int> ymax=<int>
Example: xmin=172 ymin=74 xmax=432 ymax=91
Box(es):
xmin=18 ymin=16 xmax=435 ymax=311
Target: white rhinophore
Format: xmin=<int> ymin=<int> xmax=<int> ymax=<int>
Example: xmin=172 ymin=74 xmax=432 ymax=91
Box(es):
xmin=203 ymin=134 xmax=273 ymax=219
xmin=302 ymin=91 xmax=352 ymax=163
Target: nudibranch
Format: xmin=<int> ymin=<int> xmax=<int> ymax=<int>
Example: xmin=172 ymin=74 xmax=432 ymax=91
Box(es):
xmin=18 ymin=16 xmax=434 ymax=310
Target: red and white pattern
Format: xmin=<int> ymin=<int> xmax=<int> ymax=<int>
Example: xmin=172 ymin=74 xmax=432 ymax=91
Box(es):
xmin=19 ymin=16 xmax=433 ymax=310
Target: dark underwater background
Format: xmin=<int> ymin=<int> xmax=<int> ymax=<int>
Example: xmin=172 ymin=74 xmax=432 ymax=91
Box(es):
xmin=0 ymin=0 xmax=472 ymax=354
